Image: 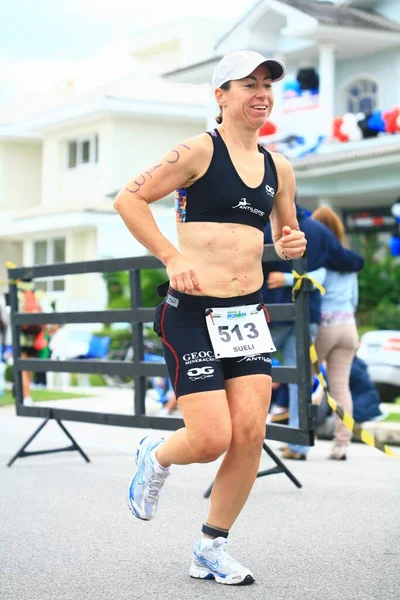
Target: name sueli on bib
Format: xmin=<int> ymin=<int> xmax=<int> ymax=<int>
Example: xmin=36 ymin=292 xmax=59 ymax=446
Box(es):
xmin=205 ymin=303 xmax=276 ymax=359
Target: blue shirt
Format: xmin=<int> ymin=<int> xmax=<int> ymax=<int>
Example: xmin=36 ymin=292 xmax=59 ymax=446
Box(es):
xmin=320 ymin=270 xmax=358 ymax=314
xmin=262 ymin=205 xmax=364 ymax=325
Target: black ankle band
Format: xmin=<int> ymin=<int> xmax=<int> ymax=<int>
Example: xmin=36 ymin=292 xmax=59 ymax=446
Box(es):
xmin=202 ymin=523 xmax=229 ymax=539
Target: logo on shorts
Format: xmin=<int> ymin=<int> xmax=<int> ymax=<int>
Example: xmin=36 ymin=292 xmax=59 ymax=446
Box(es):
xmin=265 ymin=185 xmax=275 ymax=198
xmin=187 ymin=366 xmax=215 ymax=381
xmin=166 ymin=294 xmax=179 ymax=308
xmin=237 ymin=354 xmax=271 ymax=363
xmin=183 ymin=351 xmax=216 ymax=365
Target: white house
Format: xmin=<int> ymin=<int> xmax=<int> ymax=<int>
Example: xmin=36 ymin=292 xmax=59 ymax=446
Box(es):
xmin=1 ymin=1 xmax=399 ymax=308
xmin=0 ymin=17 xmax=227 ymax=306
xmin=164 ymin=0 xmax=400 ymax=227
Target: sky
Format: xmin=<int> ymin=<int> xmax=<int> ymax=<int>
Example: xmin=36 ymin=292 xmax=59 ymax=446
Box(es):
xmin=0 ymin=0 xmax=254 ymax=113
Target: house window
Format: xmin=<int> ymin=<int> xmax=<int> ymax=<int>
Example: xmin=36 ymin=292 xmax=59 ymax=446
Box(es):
xmin=67 ymin=134 xmax=98 ymax=169
xmin=33 ymin=238 xmax=66 ymax=292
xmin=345 ymin=79 xmax=378 ymax=114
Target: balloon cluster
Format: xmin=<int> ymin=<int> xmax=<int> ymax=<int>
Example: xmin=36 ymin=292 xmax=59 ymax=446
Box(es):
xmin=333 ymin=107 xmax=400 ymax=142
xmin=283 ymin=71 xmax=319 ymax=99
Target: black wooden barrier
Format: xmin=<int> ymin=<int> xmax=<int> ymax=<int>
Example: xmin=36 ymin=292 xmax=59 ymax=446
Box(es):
xmin=7 ymin=246 xmax=315 ymax=477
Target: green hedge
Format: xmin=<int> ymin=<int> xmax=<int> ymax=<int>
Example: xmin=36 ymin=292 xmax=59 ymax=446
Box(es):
xmin=102 ymin=268 xmax=167 ymax=309
xmin=357 ymin=237 xmax=400 ymax=316
xmin=370 ymin=301 xmax=400 ymax=330
xmin=355 ymin=236 xmax=400 ymax=328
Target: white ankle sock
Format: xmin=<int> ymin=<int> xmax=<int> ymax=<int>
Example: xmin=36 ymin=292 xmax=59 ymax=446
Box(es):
xmin=200 ymin=537 xmax=215 ymax=549
xmin=150 ymin=446 xmax=169 ymax=473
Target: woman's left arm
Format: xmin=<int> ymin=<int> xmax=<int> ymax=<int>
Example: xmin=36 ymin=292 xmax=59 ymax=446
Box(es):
xmin=269 ymin=153 xmax=307 ymax=260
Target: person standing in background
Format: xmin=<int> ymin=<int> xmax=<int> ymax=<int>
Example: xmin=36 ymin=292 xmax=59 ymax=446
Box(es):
xmin=263 ymin=203 xmax=364 ymax=460
xmin=17 ymin=279 xmax=45 ymax=405
xmin=311 ymin=206 xmax=360 ymax=461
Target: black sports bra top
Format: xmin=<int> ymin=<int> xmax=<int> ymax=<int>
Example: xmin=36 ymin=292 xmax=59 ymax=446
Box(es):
xmin=175 ymin=128 xmax=277 ymax=232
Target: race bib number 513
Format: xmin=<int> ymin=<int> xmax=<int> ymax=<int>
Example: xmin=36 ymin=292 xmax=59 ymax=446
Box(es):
xmin=205 ymin=303 xmax=276 ymax=359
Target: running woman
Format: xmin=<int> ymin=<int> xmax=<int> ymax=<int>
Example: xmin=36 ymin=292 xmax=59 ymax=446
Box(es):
xmin=114 ymin=50 xmax=307 ymax=585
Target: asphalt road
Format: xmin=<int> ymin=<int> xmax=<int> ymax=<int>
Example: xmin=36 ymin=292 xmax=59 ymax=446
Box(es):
xmin=0 ymin=404 xmax=399 ymax=600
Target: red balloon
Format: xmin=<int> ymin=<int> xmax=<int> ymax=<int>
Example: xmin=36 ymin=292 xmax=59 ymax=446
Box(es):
xmin=383 ymin=107 xmax=400 ymax=134
xmin=333 ymin=117 xmax=348 ymax=142
xmin=259 ymin=121 xmax=277 ymax=136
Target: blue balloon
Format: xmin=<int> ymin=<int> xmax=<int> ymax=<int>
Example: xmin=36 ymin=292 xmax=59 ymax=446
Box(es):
xmin=389 ymin=235 xmax=400 ymax=257
xmin=367 ymin=110 xmax=385 ymax=133
xmin=283 ymin=79 xmax=301 ymax=94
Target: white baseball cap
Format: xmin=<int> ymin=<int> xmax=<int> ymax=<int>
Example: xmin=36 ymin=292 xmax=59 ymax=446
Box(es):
xmin=212 ymin=50 xmax=286 ymax=89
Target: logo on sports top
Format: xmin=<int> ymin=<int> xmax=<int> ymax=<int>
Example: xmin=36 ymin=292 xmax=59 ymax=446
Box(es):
xmin=187 ymin=366 xmax=215 ymax=381
xmin=265 ymin=185 xmax=275 ymax=198
xmin=232 ymin=198 xmax=250 ymax=208
xmin=232 ymin=198 xmax=265 ymax=217
xmin=183 ymin=350 xmax=215 ymax=365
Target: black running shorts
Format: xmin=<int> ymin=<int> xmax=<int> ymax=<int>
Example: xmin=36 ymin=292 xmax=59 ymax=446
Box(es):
xmin=153 ymin=287 xmax=272 ymax=399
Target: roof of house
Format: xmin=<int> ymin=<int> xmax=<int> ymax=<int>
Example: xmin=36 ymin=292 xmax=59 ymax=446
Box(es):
xmin=2 ymin=67 xmax=209 ymax=130
xmin=215 ymin=0 xmax=400 ymax=49
xmin=278 ymin=0 xmax=400 ymax=32
xmin=291 ymin=136 xmax=400 ymax=171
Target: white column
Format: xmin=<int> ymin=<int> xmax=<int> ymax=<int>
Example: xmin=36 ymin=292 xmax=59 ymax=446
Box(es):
xmin=317 ymin=197 xmax=333 ymax=208
xmin=271 ymin=53 xmax=285 ymax=132
xmin=318 ymin=42 xmax=335 ymax=137
xmin=205 ymin=83 xmax=219 ymax=132
xmin=396 ymin=52 xmax=400 ymax=106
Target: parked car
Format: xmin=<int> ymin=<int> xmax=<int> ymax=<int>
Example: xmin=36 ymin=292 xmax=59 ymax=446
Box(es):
xmin=357 ymin=330 xmax=400 ymax=403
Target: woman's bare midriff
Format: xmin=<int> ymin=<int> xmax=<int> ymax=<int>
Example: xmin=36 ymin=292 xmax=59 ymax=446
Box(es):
xmin=177 ymin=221 xmax=264 ymax=298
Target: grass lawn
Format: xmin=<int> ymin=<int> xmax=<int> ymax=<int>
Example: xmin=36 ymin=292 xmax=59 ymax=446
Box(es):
xmin=357 ymin=325 xmax=376 ymax=338
xmin=383 ymin=412 xmax=400 ymax=423
xmin=0 ymin=389 xmax=94 ymax=407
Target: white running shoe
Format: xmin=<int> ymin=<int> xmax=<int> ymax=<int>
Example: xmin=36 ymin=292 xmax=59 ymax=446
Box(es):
xmin=127 ymin=436 xmax=170 ymax=521
xmin=190 ymin=537 xmax=255 ymax=585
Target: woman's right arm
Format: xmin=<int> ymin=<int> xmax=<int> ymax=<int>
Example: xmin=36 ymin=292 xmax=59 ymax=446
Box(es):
xmin=113 ymin=134 xmax=211 ymax=293
xmin=351 ymin=274 xmax=359 ymax=312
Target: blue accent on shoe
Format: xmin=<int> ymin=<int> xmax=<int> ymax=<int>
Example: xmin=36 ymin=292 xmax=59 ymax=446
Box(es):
xmin=195 ymin=555 xmax=219 ymax=571
xmin=197 ymin=555 xmax=227 ymax=578
xmin=128 ymin=500 xmax=141 ymax=519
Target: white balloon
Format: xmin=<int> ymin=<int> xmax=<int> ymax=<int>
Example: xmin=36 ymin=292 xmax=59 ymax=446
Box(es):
xmin=340 ymin=113 xmax=362 ymax=141
xmin=391 ymin=202 xmax=400 ymax=218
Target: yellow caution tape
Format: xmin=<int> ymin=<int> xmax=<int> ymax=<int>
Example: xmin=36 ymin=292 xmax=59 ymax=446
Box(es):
xmin=310 ymin=343 xmax=398 ymax=459
xmin=0 ymin=278 xmax=21 ymax=285
xmin=292 ymin=270 xmax=326 ymax=302
xmin=0 ymin=261 xmax=21 ymax=285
